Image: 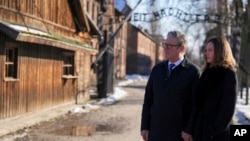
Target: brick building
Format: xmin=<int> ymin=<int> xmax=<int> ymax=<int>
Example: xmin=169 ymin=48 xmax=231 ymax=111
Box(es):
xmin=126 ymin=24 xmax=164 ymax=75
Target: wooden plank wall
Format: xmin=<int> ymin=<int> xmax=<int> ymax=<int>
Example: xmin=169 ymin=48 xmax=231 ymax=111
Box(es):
xmin=0 ymin=34 xmax=13 ymax=118
xmin=0 ymin=0 xmax=76 ymax=37
xmin=0 ymin=33 xmax=76 ymax=119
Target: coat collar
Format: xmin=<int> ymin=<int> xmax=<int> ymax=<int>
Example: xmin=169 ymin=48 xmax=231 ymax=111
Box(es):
xmin=161 ymin=56 xmax=192 ymax=69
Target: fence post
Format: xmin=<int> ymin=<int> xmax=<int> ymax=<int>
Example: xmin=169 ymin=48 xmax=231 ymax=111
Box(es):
xmin=246 ymin=78 xmax=249 ymax=105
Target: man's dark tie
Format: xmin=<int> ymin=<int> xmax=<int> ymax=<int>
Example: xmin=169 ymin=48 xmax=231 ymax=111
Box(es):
xmin=168 ymin=63 xmax=175 ymax=76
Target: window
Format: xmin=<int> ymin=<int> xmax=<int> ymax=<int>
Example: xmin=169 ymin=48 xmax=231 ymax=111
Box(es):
xmin=5 ymin=47 xmax=18 ymax=79
xmin=92 ymin=3 xmax=95 ymax=20
xmin=87 ymin=1 xmax=89 ymax=12
xmin=62 ymin=52 xmax=77 ymax=78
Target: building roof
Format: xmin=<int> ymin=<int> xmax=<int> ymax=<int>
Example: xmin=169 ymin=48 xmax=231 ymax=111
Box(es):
xmin=0 ymin=22 xmax=97 ymax=53
xmin=72 ymin=0 xmax=101 ymax=37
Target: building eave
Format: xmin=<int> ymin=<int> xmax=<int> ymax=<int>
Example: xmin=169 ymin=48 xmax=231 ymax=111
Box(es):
xmin=70 ymin=0 xmax=101 ymax=37
xmin=79 ymin=0 xmax=101 ymax=36
xmin=0 ymin=22 xmax=98 ymax=53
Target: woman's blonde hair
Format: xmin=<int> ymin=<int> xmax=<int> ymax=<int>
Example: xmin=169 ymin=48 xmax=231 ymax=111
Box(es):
xmin=203 ymin=37 xmax=237 ymax=72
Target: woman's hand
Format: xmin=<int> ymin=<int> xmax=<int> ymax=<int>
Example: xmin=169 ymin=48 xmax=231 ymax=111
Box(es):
xmin=141 ymin=130 xmax=149 ymax=141
xmin=181 ymin=131 xmax=193 ymax=141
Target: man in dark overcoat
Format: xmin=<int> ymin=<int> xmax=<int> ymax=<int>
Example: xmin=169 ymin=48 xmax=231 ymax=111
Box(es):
xmin=140 ymin=31 xmax=200 ymax=141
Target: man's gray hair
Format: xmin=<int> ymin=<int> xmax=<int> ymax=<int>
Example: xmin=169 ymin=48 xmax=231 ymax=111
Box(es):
xmin=167 ymin=31 xmax=187 ymax=47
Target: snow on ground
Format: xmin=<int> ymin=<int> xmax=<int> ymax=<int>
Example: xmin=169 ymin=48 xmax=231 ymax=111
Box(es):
xmin=234 ymin=89 xmax=250 ymax=125
xmin=97 ymin=74 xmax=148 ymax=105
xmin=74 ymin=74 xmax=250 ymax=125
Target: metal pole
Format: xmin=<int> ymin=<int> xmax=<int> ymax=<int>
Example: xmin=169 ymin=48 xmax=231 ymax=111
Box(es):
xmin=92 ymin=0 xmax=142 ymax=66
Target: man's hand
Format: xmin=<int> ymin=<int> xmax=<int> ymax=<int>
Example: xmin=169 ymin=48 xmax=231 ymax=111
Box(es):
xmin=181 ymin=131 xmax=193 ymax=141
xmin=141 ymin=130 xmax=149 ymax=141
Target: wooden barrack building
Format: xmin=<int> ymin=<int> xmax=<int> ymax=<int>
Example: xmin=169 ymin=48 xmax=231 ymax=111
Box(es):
xmin=0 ymin=0 xmax=101 ymax=119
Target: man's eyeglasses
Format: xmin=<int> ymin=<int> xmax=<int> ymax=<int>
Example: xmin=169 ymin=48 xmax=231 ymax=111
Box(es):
xmin=161 ymin=43 xmax=180 ymax=49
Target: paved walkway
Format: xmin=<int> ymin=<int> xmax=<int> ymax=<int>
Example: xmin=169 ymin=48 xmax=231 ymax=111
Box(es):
xmin=0 ymin=101 xmax=80 ymax=137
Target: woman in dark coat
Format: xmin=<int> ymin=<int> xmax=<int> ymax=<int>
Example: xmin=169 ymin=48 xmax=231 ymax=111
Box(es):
xmin=191 ymin=37 xmax=238 ymax=141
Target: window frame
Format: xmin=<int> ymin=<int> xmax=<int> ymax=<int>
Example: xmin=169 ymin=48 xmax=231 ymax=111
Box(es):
xmin=62 ymin=52 xmax=78 ymax=79
xmin=4 ymin=43 xmax=19 ymax=81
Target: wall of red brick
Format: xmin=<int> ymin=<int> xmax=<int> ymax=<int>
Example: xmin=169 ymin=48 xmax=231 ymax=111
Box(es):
xmin=126 ymin=24 xmax=161 ymax=75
